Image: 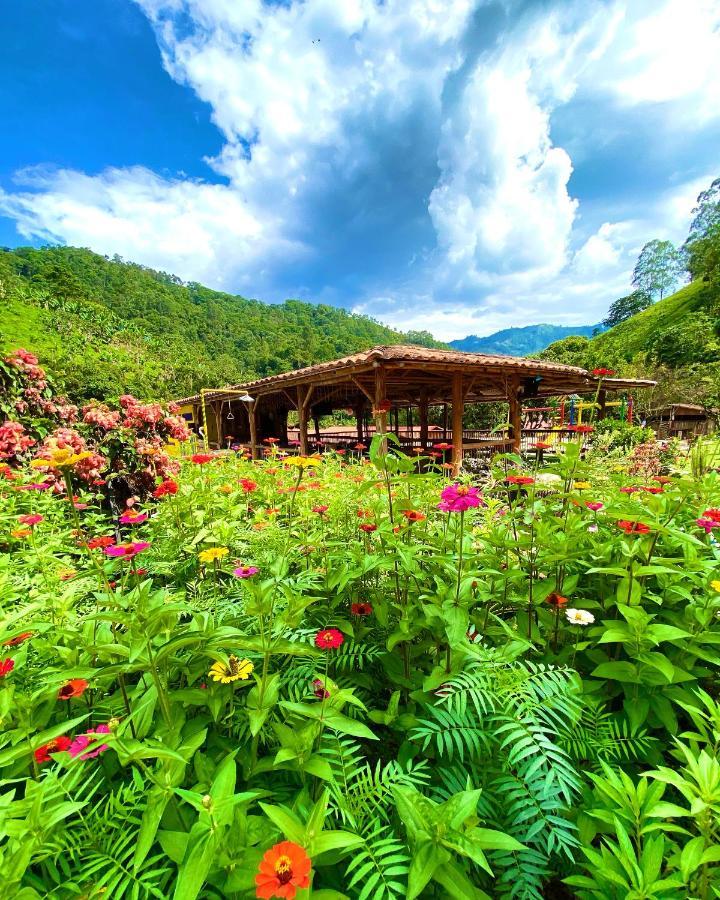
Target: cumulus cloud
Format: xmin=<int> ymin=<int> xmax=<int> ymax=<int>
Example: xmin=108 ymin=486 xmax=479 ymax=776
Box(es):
xmin=1 ymin=0 xmax=719 ymax=340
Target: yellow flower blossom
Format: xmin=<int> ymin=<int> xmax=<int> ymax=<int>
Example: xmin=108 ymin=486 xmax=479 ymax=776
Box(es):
xmin=284 ymin=456 xmax=321 ymax=468
xmin=573 ymin=481 xmax=591 ymax=490
xmin=711 ymin=580 xmax=720 ymax=592
xmin=208 ymin=655 xmax=254 ymax=683
xmin=198 ymin=547 xmax=229 ymax=564
xmin=31 ymin=448 xmax=93 ymax=469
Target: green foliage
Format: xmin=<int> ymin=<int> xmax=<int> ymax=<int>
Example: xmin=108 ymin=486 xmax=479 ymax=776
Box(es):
xmin=0 ymin=246 xmax=445 ymax=402
xmin=632 ymin=239 xmax=684 ymax=302
xmin=602 ymin=289 xmax=654 ymax=329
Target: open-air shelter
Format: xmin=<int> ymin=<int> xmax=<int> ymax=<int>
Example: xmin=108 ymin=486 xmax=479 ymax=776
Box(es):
xmin=175 ymin=345 xmax=655 ymax=471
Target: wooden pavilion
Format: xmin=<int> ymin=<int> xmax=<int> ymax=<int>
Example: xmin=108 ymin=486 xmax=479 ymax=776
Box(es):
xmin=175 ymin=345 xmax=655 ymax=470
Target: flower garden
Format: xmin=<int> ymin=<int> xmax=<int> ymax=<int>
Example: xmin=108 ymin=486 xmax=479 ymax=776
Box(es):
xmin=2 ymin=348 xmax=720 ymax=900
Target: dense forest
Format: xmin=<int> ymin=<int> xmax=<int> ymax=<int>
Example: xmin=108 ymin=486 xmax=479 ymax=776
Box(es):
xmin=540 ymin=176 xmax=720 ymax=409
xmin=0 ymin=246 xmax=442 ymax=402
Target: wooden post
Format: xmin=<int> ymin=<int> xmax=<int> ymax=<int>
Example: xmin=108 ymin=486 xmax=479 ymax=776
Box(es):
xmin=248 ymin=401 xmax=259 ymax=460
xmin=374 ymin=365 xmax=388 ymax=451
xmin=509 ymin=378 xmax=522 ymax=452
xmin=355 ymin=402 xmax=364 ymax=443
xmin=419 ymin=388 xmax=429 ymax=449
xmin=297 ymin=385 xmax=309 ymax=455
xmin=313 ymin=414 xmax=321 ymax=443
xmin=213 ymin=402 xmax=223 ymax=449
xmin=442 ymin=403 xmax=448 ymax=441
xmin=451 ymin=372 xmax=463 ymax=475
xmin=597 ymin=388 xmax=607 ymax=421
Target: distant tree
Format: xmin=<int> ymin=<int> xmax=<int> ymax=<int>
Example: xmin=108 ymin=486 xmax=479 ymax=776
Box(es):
xmin=686 ymin=177 xmax=720 ymax=245
xmin=602 ymin=290 xmax=653 ymax=329
xmin=537 ymin=335 xmax=590 ymax=367
xmin=648 ymin=312 xmax=720 ymax=367
xmin=405 ymin=330 xmax=444 ymax=349
xmin=686 ymin=223 xmax=720 ymax=285
xmin=631 ymin=240 xmax=683 ymax=301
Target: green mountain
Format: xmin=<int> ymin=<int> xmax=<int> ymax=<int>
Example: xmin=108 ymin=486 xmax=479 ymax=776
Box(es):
xmin=0 ymin=246 xmax=444 ymax=402
xmin=450 ymin=323 xmax=601 ymax=356
xmin=539 ymin=278 xmax=720 ymax=407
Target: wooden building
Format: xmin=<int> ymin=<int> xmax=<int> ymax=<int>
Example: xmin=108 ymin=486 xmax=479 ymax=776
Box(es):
xmin=647 ymin=403 xmax=716 ymax=440
xmin=176 ymin=345 xmax=654 ymax=471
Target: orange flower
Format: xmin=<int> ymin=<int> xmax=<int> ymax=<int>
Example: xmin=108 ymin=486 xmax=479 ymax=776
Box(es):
xmin=255 ymin=840 xmax=311 ymax=899
xmin=58 ymin=678 xmax=89 ymax=700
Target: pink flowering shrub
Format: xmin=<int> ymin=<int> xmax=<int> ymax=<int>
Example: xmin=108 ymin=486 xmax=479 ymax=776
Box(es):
xmin=0 ymin=421 xmax=36 ymax=462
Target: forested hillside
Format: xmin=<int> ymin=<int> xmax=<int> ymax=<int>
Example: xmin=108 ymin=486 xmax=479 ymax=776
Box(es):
xmin=451 ymin=322 xmax=600 ymax=356
xmin=540 ymin=177 xmax=720 ymax=408
xmin=0 ymin=246 xmax=442 ymax=402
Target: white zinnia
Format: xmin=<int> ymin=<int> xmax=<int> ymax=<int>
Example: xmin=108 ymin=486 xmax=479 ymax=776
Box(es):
xmin=565 ymin=608 xmax=595 ymax=626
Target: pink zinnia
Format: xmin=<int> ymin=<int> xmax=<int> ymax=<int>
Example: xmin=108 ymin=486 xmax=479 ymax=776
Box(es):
xmin=0 ymin=658 xmax=15 ymax=677
xmin=315 ymin=629 xmax=344 ymax=650
xmin=105 ymin=541 xmax=150 ymax=558
xmin=439 ymin=483 xmax=483 ymax=512
xmin=585 ymin=502 xmax=603 ymax=512
xmin=17 ymin=513 xmax=43 ymax=526
xmin=69 ymin=724 xmax=110 ymax=760
xmin=233 ymin=565 xmax=259 ymax=578
xmin=119 ymin=511 xmax=148 ymax=525
xmin=696 ymin=517 xmax=719 ymax=534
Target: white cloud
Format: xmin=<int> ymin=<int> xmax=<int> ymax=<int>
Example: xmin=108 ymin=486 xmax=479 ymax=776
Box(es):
xmin=1 ymin=0 xmax=719 ymax=341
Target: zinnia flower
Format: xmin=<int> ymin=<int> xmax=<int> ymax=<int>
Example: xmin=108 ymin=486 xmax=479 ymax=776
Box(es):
xmin=315 ymin=629 xmax=344 ymax=650
xmin=105 ymin=541 xmax=150 ymax=558
xmin=312 ymin=678 xmax=330 ymax=699
xmin=87 ymin=535 xmax=115 ymax=550
xmin=58 ymin=678 xmax=89 ymax=700
xmin=153 ymin=479 xmax=178 ymax=498
xmin=533 ymin=441 xmax=552 ymax=450
xmin=119 ymin=510 xmax=148 ymax=525
xmin=439 ymin=483 xmax=483 ymax=512
xmin=4 ymin=631 xmax=32 ymax=647
xmin=312 ymin=505 xmax=329 ymax=515
xmin=17 ymin=513 xmax=43 ymax=526
xmin=573 ymin=481 xmax=591 ymax=490
xmin=359 ymin=523 xmax=377 ymax=533
xmin=69 ymin=724 xmax=110 ymax=760
xmin=696 ymin=517 xmax=719 ymax=534
xmin=711 ymin=580 xmax=720 ymax=592
xmin=35 ymin=736 xmax=72 ymax=764
xmin=233 ymin=565 xmax=259 ymax=578
xmin=567 ymin=424 xmax=594 ymax=434
xmin=565 ymin=608 xmax=595 ymax=626
xmin=285 ymin=456 xmax=321 ymax=468
xmin=505 ymin=475 xmax=534 ymax=486
xmin=198 ymin=546 xmax=229 ymax=564
xmin=255 ymin=840 xmax=311 ymax=900
xmin=401 ymin=509 xmax=426 ymax=523
xmin=702 ymin=508 xmax=720 ymax=522
xmin=617 ymin=520 xmax=651 ymax=535
xmin=351 ymin=602 xmax=373 ymax=616
xmin=209 ymin=655 xmax=254 ymax=683
xmin=0 ymin=658 xmax=15 ymax=677
xmin=585 ymin=502 xmax=603 ymax=511
xmin=545 ymin=593 xmax=568 ymax=608
xmin=240 ymin=478 xmax=258 ymax=493
xmin=592 ymin=368 xmax=615 ymax=377
xmin=354 ymin=443 xmax=366 ymax=451
xmin=191 ymin=453 xmax=214 ymax=465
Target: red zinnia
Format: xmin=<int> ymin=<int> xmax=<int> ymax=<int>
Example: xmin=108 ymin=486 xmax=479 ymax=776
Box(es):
xmin=0 ymin=658 xmax=15 ymax=677
xmin=545 ymin=593 xmax=568 ymax=608
xmin=703 ymin=508 xmax=720 ymax=523
xmin=87 ymin=535 xmax=115 ymax=550
xmin=312 ymin=505 xmax=329 ymax=515
xmin=506 ymin=475 xmax=534 ymax=486
xmin=351 ymin=602 xmax=373 ymax=616
xmin=3 ymin=631 xmax=32 ymax=647
xmin=255 ymin=840 xmax=312 ymax=900
xmin=568 ymin=424 xmax=594 ymax=434
xmin=315 ymin=629 xmax=344 ymax=650
xmin=34 ymin=736 xmax=72 ymax=764
xmin=240 ymin=478 xmax=258 ymax=493
xmin=433 ymin=442 xmax=453 ymax=450
xmin=359 ymin=523 xmax=377 ymax=533
xmin=617 ymin=520 xmax=651 ymax=535
xmin=533 ymin=441 xmax=552 ymax=450
xmin=592 ymin=368 xmax=615 ymax=377
xmin=401 ymin=509 xmax=426 ymax=522
xmin=191 ymin=453 xmax=214 ymax=465
xmin=58 ymin=678 xmax=89 ymax=700
xmin=153 ymin=480 xmax=178 ymax=497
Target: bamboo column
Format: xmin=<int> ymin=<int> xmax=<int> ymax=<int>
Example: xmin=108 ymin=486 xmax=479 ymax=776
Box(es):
xmin=297 ymin=385 xmax=309 ymax=455
xmin=248 ymin=401 xmax=259 ymax=460
xmin=509 ymin=378 xmax=522 ymax=452
xmin=451 ymin=372 xmax=464 ymax=475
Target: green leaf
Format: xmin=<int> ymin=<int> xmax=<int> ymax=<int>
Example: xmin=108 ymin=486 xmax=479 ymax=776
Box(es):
xmin=407 ymin=841 xmax=449 ymax=900
xmin=173 ymin=823 xmax=218 ymax=900
xmin=259 ymin=802 xmax=305 ymax=844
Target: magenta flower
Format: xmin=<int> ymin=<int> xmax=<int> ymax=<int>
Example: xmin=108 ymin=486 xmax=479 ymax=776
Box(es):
xmin=438 ymin=483 xmax=483 ymax=513
xmin=585 ymin=502 xmax=603 ymax=512
xmin=105 ymin=541 xmax=150 ymax=558
xmin=119 ymin=511 xmax=148 ymax=525
xmin=69 ymin=724 xmax=110 ymax=760
xmin=696 ymin=517 xmax=719 ymax=534
xmin=233 ymin=565 xmax=259 ymax=578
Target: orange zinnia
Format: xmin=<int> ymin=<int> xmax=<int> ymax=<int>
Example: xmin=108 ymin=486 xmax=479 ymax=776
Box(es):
xmin=255 ymin=840 xmax=311 ymax=899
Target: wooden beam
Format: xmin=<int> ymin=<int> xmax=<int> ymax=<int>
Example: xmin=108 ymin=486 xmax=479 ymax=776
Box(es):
xmin=248 ymin=401 xmax=259 ymax=460
xmin=451 ymin=373 xmax=464 ymax=475
xmin=297 ymin=385 xmax=309 ymax=455
xmin=508 ymin=377 xmax=522 ymax=452
xmin=350 ymin=376 xmax=375 ymax=405
xmin=374 ymin=365 xmax=388 ymax=451
xmin=419 ymin=388 xmax=429 ymax=448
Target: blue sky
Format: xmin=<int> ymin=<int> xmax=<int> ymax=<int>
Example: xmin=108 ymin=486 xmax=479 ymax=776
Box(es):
xmin=1 ymin=0 xmax=718 ymax=340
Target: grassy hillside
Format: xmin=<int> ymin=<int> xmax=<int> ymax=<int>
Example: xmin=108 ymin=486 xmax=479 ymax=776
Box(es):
xmin=540 ymin=277 xmax=720 ymax=407
xmin=451 ymin=322 xmax=601 ymax=356
xmin=0 ymin=246 xmax=443 ymax=402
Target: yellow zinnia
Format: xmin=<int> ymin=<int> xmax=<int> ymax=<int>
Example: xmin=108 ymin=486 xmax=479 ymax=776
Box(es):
xmin=284 ymin=456 xmax=321 ymax=468
xmin=198 ymin=546 xmax=229 ymax=564
xmin=31 ymin=449 xmax=93 ymax=469
xmin=208 ymin=655 xmax=254 ymax=683
xmin=711 ymin=580 xmax=720 ymax=592
xmin=573 ymin=481 xmax=591 ymax=490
